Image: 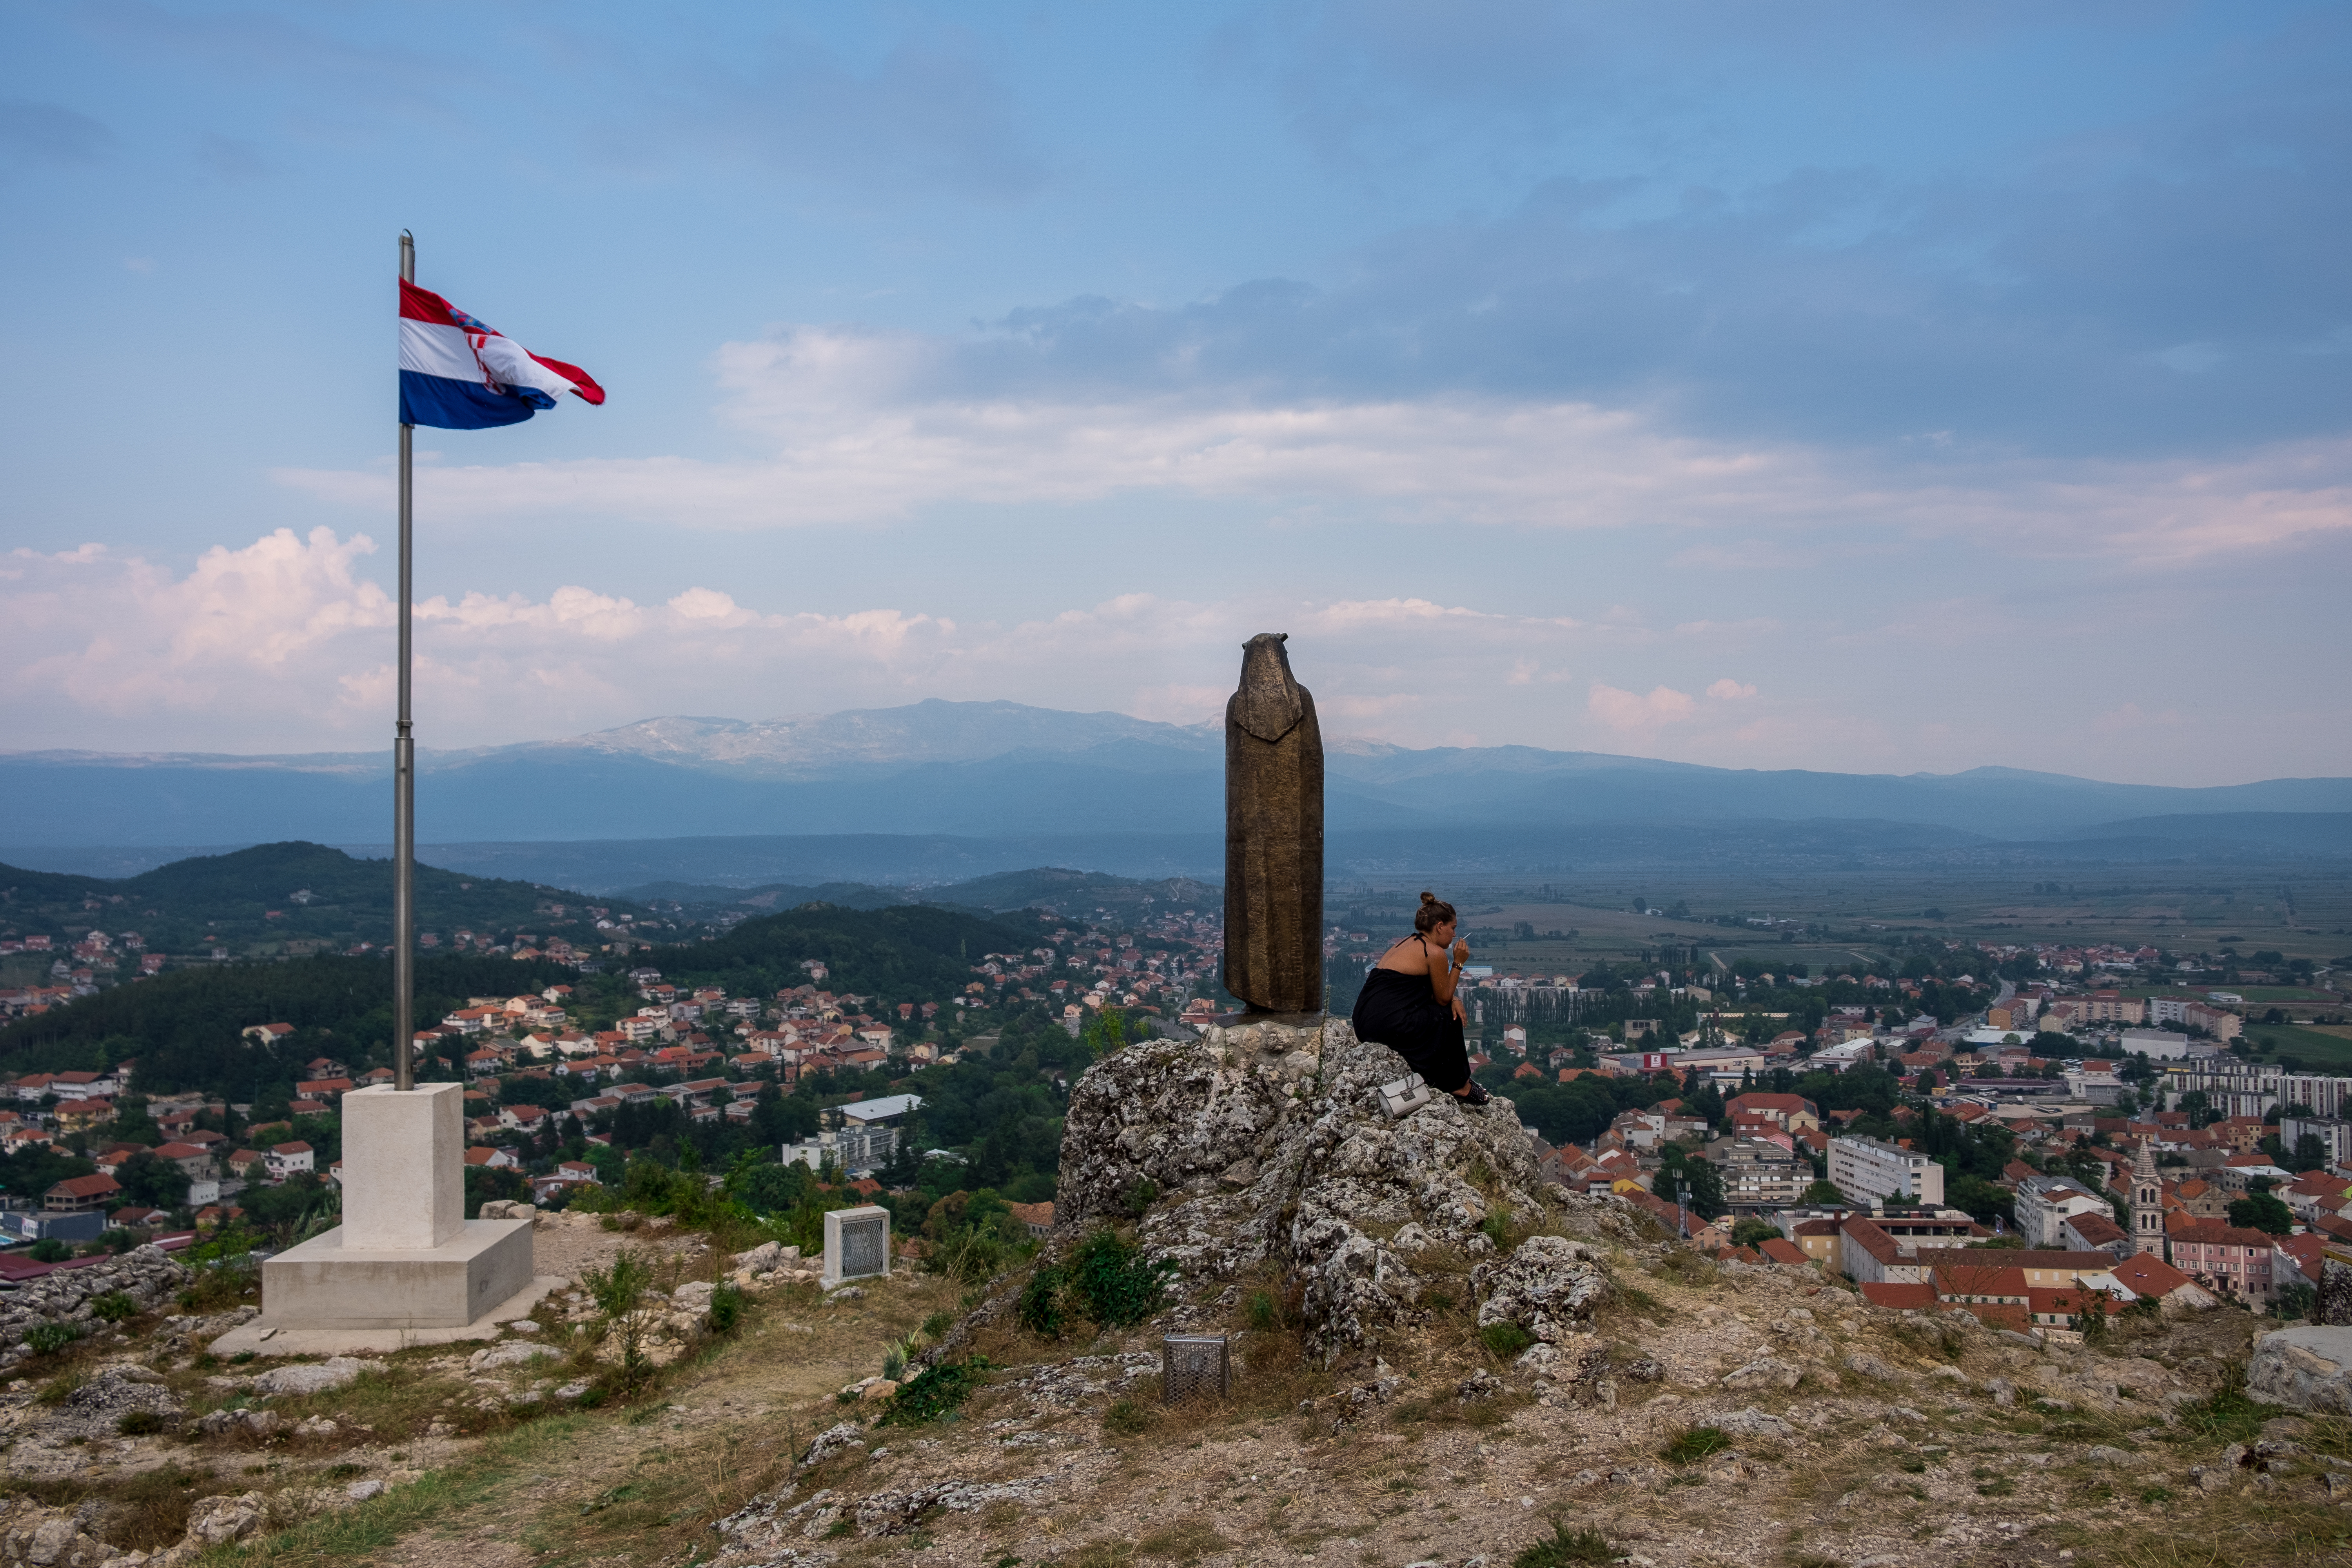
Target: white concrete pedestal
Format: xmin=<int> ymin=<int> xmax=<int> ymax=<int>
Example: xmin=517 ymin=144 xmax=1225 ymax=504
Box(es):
xmin=258 ymin=1081 xmax=535 ymax=1336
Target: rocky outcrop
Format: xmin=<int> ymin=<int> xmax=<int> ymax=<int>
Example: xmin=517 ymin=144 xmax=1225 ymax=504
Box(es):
xmin=0 ymin=1247 xmax=188 ymax=1367
xmin=1053 ymin=1016 xmax=1634 ymax=1361
xmin=2247 ymin=1325 xmax=2352 ymax=1414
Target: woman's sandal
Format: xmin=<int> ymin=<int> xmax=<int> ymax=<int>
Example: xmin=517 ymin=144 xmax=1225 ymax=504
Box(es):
xmin=1456 ymin=1081 xmax=1492 ymax=1107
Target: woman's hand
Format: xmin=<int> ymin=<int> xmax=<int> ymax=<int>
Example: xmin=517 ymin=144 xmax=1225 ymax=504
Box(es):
xmin=1452 ymin=996 xmax=1467 ymax=1024
xmin=1452 ymin=939 xmax=1469 ymax=967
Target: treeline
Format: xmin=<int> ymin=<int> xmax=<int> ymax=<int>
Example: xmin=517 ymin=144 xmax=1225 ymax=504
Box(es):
xmin=650 ymin=902 xmax=1053 ymax=1010
xmin=0 ymin=951 xmax=577 ymax=1097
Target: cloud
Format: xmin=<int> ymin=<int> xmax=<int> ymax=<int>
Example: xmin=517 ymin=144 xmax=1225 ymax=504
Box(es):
xmin=273 ymin=307 xmax=2352 ymax=561
xmin=1586 ymin=682 xmax=1695 ymax=731
xmin=1706 ymin=678 xmax=1757 ymax=700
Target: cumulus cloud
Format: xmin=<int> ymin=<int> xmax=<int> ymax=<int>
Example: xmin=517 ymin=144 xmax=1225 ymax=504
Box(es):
xmin=0 ymin=530 xmax=1621 ymax=753
xmin=1706 ymin=678 xmax=1758 ymax=700
xmin=1586 ymin=682 xmax=1695 ymax=731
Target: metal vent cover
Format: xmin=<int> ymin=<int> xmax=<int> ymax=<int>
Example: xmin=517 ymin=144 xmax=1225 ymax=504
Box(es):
xmin=1162 ymin=1334 xmax=1231 ymax=1404
xmin=839 ymin=1216 xmax=889 ymax=1278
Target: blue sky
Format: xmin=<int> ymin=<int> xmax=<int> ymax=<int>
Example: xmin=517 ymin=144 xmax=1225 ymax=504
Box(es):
xmin=4 ymin=2 xmax=2347 ymax=783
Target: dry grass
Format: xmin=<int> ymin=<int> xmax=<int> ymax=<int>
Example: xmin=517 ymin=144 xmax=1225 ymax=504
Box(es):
xmin=1135 ymin=1521 xmax=1234 ymax=1561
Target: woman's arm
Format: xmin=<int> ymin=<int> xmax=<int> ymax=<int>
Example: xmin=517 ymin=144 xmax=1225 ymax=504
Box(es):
xmin=1426 ymin=938 xmax=1467 ymax=1002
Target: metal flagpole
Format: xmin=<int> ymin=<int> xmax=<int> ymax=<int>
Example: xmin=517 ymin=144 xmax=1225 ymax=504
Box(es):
xmin=394 ymin=230 xmax=416 ymax=1093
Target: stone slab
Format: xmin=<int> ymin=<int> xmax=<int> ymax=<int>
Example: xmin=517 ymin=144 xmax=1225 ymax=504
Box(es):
xmin=340 ymin=1082 xmax=465 ymax=1250
xmin=214 ymin=1274 xmax=564 ymax=1356
xmin=258 ymin=1217 xmax=533 ymax=1331
xmin=2247 ymin=1324 xmax=2352 ymax=1414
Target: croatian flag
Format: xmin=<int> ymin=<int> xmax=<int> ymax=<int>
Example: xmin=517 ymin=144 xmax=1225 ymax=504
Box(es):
xmin=399 ymin=279 xmax=605 ymax=430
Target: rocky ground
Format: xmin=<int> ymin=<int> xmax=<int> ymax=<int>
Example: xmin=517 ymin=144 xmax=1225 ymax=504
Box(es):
xmin=0 ymin=1022 xmax=2342 ymax=1568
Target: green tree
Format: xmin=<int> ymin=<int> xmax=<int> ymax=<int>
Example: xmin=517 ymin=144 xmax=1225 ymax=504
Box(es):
xmin=2226 ymin=1191 xmax=2293 ymax=1236
xmin=2288 ymin=1133 xmax=2329 ymax=1174
xmin=113 ymin=1150 xmax=191 ymax=1211
xmin=1729 ymin=1217 xmax=1782 ymax=1249
xmin=1802 ymin=1179 xmax=1848 ymax=1206
xmin=1657 ymin=1143 xmax=1727 ymax=1221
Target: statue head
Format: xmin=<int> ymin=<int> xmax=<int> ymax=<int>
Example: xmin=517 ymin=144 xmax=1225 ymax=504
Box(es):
xmin=1232 ymin=632 xmax=1305 ymax=743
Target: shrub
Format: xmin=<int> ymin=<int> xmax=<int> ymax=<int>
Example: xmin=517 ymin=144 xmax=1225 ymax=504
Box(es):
xmin=706 ymin=1283 xmax=745 ymax=1334
xmin=1065 ymin=1229 xmax=1176 ymax=1328
xmin=25 ymin=1323 xmax=82 ymax=1357
xmin=1244 ymin=1289 xmax=1281 ymax=1331
xmin=1661 ymin=1425 xmax=1730 ymax=1465
xmin=1480 ymin=1322 xmax=1536 ymax=1359
xmin=878 ymin=1356 xmax=992 ymax=1427
xmin=27 ymin=1240 xmax=69 ymax=1263
xmin=1017 ymin=1264 xmax=1069 ymax=1339
xmin=116 ymin=1410 xmax=166 ymax=1436
xmin=1512 ymin=1522 xmax=1617 ymax=1568
xmin=90 ymin=1292 xmax=139 ymax=1324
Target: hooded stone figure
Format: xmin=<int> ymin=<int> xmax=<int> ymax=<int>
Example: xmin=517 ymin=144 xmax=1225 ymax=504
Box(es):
xmin=1223 ymin=633 xmax=1323 ymax=1015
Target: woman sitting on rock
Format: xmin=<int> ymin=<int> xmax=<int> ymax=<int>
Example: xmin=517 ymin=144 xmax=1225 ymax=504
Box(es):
xmin=1352 ymin=891 xmax=1488 ymax=1106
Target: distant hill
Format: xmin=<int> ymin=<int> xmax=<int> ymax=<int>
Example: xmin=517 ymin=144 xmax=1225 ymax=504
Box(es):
xmin=6 ymin=699 xmax=2349 ymax=850
xmin=0 ymin=842 xmax=659 ymax=959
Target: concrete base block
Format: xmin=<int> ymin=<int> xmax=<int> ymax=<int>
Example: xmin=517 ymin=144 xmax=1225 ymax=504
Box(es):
xmin=214 ymin=1275 xmax=564 ymax=1357
xmin=259 ymin=1218 xmax=533 ymax=1332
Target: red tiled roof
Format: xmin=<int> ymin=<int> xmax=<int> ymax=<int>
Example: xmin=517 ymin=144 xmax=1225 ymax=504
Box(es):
xmin=1859 ymin=1281 xmax=1937 ymax=1309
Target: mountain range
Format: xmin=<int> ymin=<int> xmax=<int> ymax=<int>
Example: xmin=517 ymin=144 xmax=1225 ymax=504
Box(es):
xmin=5 ymin=701 xmax=2349 ymax=884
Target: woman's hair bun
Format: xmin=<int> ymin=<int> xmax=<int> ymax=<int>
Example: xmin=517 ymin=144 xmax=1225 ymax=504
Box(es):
xmin=1420 ymin=891 xmax=1436 ymax=905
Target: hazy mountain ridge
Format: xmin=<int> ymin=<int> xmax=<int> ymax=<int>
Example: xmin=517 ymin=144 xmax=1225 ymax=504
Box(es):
xmin=5 ymin=699 xmax=2350 ymax=851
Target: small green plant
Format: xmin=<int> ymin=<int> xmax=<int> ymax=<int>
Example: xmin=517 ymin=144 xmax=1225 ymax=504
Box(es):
xmin=1245 ymin=1289 xmax=1281 ymax=1331
xmin=34 ymin=1369 xmax=85 ymax=1406
xmin=116 ymin=1410 xmax=165 ymax=1436
xmin=1103 ymin=1397 xmax=1156 ymax=1436
xmin=878 ymin=1356 xmax=993 ymax=1426
xmin=920 ymin=1310 xmax=955 ymax=1338
xmin=26 ymin=1240 xmax=69 ymax=1263
xmin=580 ymin=1248 xmax=655 ymax=1389
xmin=1661 ymin=1425 xmax=1731 ymax=1465
xmin=1511 ymin=1520 xmax=1617 ymax=1568
xmin=1976 ymin=1478 xmax=2015 ymax=1497
xmin=881 ymin=1331 xmax=923 ymax=1381
xmin=2166 ymin=1376 xmax=2279 ymax=1446
xmin=89 ymin=1291 xmax=138 ymax=1324
xmin=2139 ymin=1483 xmax=2173 ymax=1504
xmin=1480 ymin=1322 xmax=1535 ymax=1359
xmin=706 ymin=1283 xmax=745 ymax=1334
xmin=1121 ymin=1177 xmax=1160 ymax=1218
xmin=25 ymin=1323 xmax=82 ymax=1356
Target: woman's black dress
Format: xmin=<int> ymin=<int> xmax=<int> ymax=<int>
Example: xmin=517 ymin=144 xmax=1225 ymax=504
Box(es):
xmin=1351 ymin=946 xmax=1470 ymax=1093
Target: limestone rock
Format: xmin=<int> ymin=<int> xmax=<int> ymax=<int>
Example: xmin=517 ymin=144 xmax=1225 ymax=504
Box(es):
xmin=1722 ymin=1357 xmax=1802 ymax=1392
xmin=1049 ymin=1017 xmax=1631 ymax=1361
xmin=251 ymin=1358 xmax=369 ymax=1397
xmin=40 ymin=1367 xmax=183 ymax=1441
xmin=1844 ymin=1352 xmax=1905 ymax=1384
xmin=182 ymin=1492 xmax=267 ymax=1546
xmin=1717 ymin=1407 xmax=1796 ymax=1439
xmin=1472 ymin=1236 xmax=1612 ymax=1345
xmin=800 ymin=1422 xmax=867 ymax=1468
xmin=850 ymin=1478 xmax=1050 ymax=1537
xmin=2247 ymin=1327 xmax=2352 ymax=1415
xmin=467 ymin=1341 xmax=554 ymax=1374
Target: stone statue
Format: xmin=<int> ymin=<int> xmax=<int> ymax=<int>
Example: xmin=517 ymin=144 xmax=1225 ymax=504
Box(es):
xmin=1223 ymin=633 xmax=1322 ymax=1015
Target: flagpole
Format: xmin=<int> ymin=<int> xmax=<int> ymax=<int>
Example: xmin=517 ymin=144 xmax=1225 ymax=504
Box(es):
xmin=394 ymin=230 xmax=416 ymax=1093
